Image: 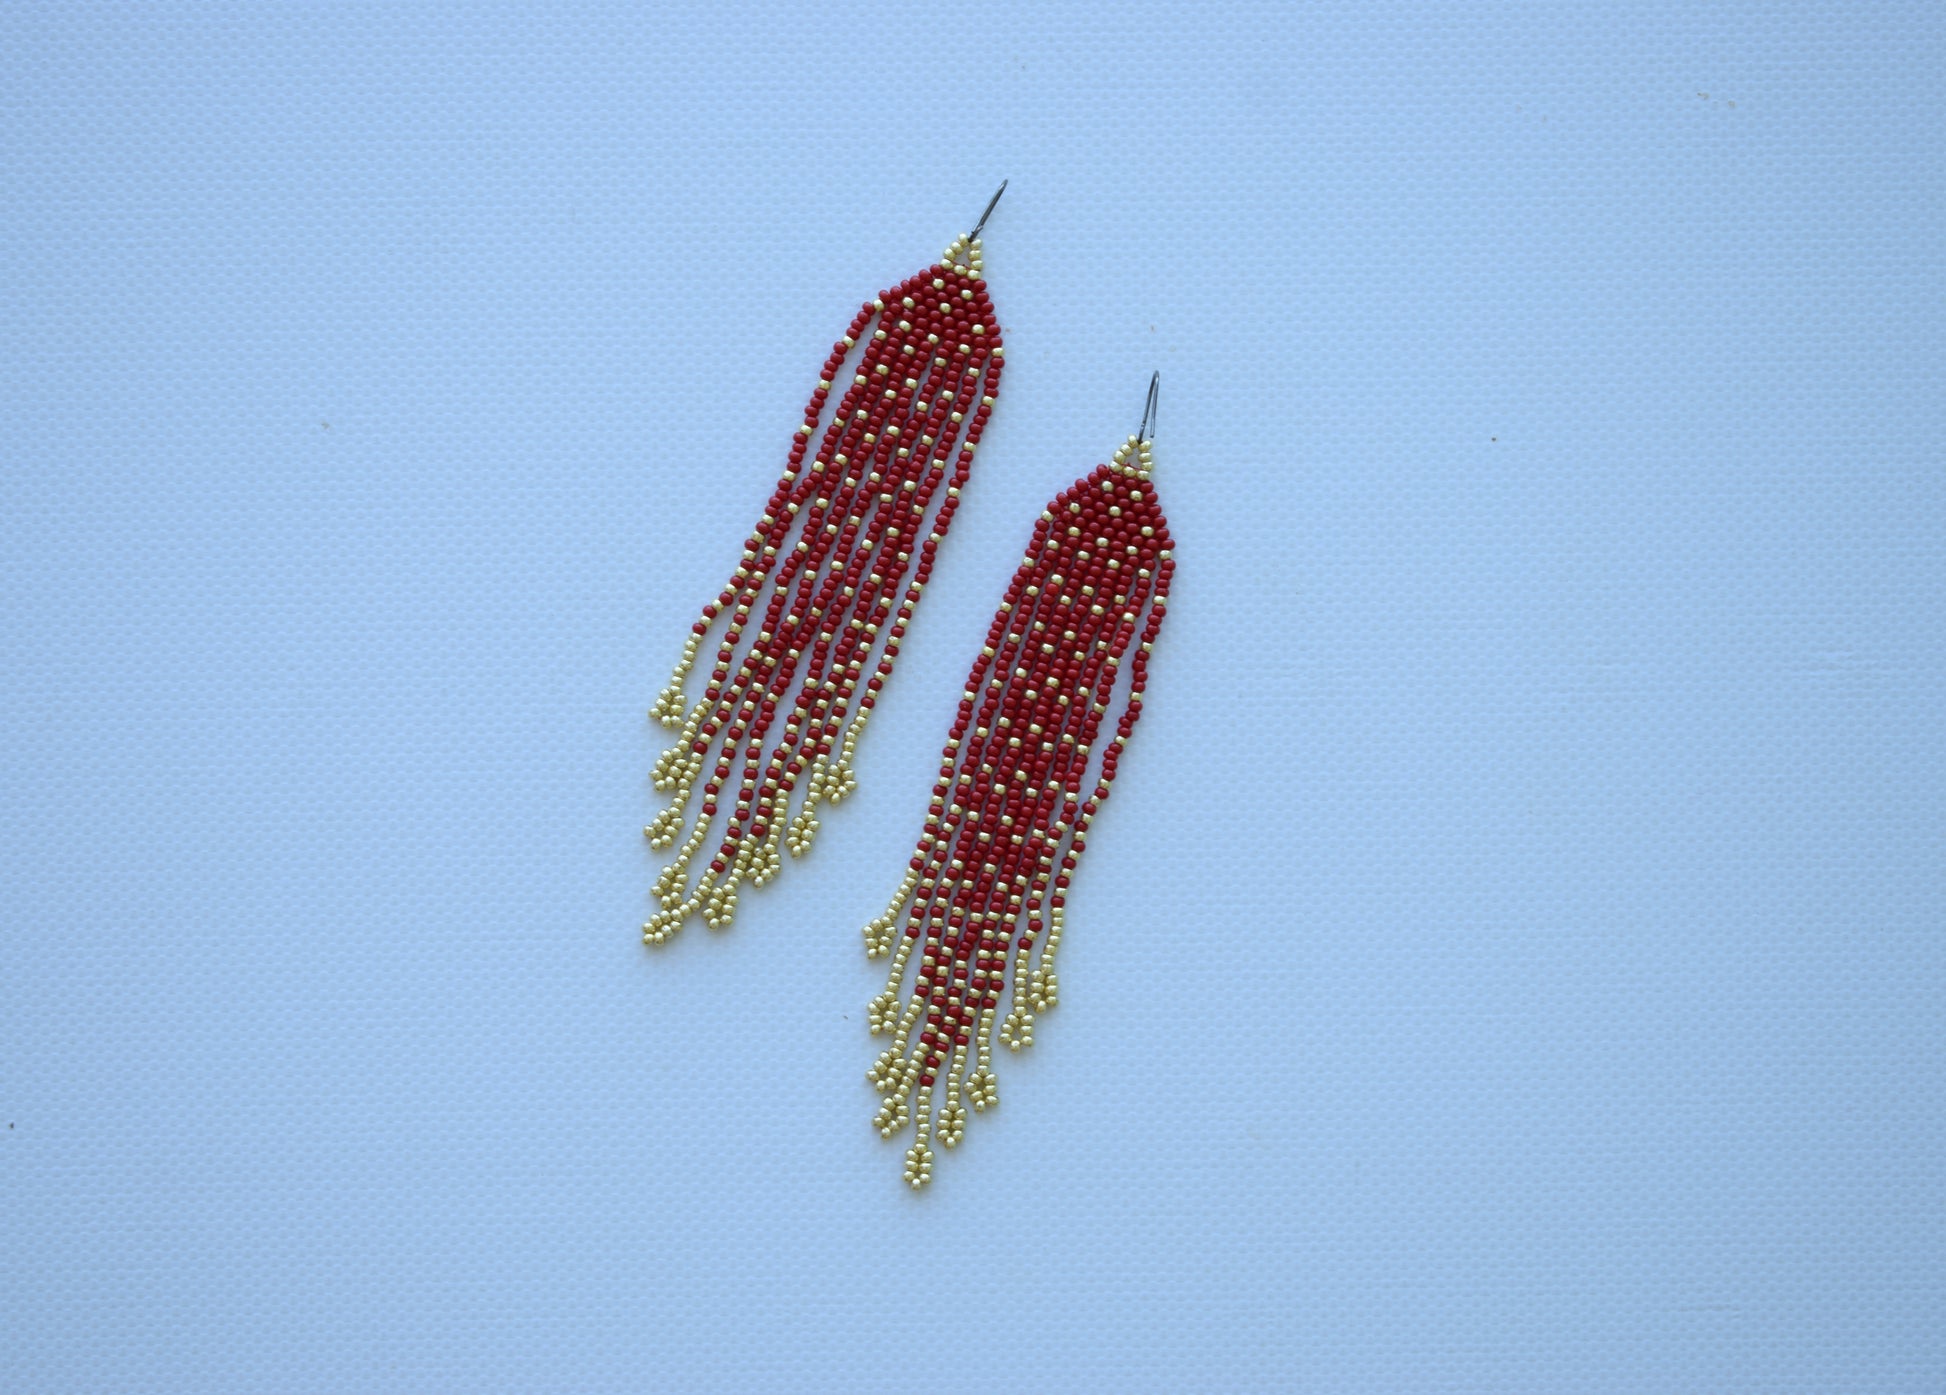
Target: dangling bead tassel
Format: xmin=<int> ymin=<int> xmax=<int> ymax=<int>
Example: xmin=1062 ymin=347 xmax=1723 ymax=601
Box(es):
xmin=644 ymin=187 xmax=1008 ymax=944
xmin=863 ymin=375 xmax=1175 ymax=1187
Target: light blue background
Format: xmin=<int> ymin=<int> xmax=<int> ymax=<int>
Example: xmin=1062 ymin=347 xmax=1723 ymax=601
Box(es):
xmin=4 ymin=3 xmax=1943 ymax=1391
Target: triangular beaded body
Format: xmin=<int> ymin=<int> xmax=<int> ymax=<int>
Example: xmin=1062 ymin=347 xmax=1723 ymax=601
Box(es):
xmin=862 ymin=436 xmax=1175 ymax=1186
xmin=644 ymin=236 xmax=1003 ymax=942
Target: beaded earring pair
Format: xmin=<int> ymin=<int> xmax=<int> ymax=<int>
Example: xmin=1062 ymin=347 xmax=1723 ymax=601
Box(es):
xmin=640 ymin=186 xmax=1174 ymax=1188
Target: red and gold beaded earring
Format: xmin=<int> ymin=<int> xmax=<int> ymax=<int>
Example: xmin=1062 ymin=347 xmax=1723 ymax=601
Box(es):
xmin=861 ymin=375 xmax=1176 ymax=1187
xmin=642 ymin=185 xmax=1009 ymax=943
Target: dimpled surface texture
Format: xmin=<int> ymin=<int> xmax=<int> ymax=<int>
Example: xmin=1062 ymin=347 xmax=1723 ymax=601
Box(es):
xmin=3 ymin=3 xmax=1943 ymax=1391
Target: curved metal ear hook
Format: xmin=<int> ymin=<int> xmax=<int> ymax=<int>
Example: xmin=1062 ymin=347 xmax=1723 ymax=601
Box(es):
xmin=968 ymin=180 xmax=1008 ymax=241
xmin=1137 ymin=371 xmax=1160 ymax=443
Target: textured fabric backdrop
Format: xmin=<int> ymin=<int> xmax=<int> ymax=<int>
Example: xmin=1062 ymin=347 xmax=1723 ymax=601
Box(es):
xmin=4 ymin=3 xmax=1943 ymax=1391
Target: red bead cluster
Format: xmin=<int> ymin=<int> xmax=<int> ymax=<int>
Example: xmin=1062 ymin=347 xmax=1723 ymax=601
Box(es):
xmin=645 ymin=247 xmax=1003 ymax=941
xmin=865 ymin=450 xmax=1175 ymax=1186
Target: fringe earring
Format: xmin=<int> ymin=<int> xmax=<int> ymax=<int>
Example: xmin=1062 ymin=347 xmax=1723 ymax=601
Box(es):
xmin=863 ymin=375 xmax=1176 ymax=1188
xmin=643 ymin=184 xmax=1009 ymax=944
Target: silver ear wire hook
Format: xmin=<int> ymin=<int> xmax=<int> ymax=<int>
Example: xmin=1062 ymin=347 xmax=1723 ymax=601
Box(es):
xmin=1137 ymin=371 xmax=1160 ymax=442
xmin=968 ymin=180 xmax=1008 ymax=242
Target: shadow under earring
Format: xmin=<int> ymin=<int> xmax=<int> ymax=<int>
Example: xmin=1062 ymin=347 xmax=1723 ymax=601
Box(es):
xmin=862 ymin=375 xmax=1176 ymax=1187
xmin=643 ymin=184 xmax=1009 ymax=944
